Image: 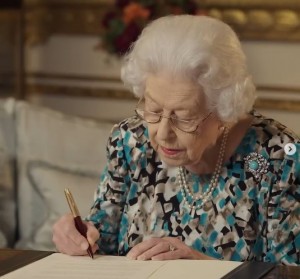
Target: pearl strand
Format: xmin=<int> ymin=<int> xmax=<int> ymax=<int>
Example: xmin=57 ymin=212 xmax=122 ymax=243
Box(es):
xmin=178 ymin=127 xmax=228 ymax=211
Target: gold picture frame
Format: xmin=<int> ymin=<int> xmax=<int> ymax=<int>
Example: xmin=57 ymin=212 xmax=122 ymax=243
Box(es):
xmin=24 ymin=0 xmax=300 ymax=44
xmin=23 ymin=0 xmax=300 ymax=112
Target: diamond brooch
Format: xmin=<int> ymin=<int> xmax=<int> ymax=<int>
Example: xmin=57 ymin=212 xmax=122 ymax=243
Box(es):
xmin=244 ymin=152 xmax=269 ymax=180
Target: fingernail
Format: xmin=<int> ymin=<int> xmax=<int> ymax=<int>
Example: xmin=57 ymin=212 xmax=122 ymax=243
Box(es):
xmin=93 ymin=244 xmax=99 ymax=251
xmin=81 ymin=242 xmax=88 ymax=250
xmin=137 ymin=255 xmax=146 ymax=261
xmin=127 ymin=254 xmax=137 ymax=260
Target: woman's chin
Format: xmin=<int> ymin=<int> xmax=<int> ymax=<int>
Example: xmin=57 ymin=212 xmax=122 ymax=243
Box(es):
xmin=158 ymin=153 xmax=185 ymax=167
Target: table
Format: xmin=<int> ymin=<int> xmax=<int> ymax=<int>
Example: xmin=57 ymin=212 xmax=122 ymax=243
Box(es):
xmin=0 ymin=248 xmax=53 ymax=276
xmin=0 ymin=249 xmax=299 ymax=278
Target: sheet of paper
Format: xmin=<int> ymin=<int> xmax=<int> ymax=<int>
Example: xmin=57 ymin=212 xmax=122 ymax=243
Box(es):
xmin=149 ymin=260 xmax=242 ymax=279
xmin=2 ymin=253 xmax=166 ymax=279
xmin=2 ymin=253 xmax=241 ymax=279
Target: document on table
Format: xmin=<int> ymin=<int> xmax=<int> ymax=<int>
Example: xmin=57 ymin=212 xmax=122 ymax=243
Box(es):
xmin=2 ymin=253 xmax=242 ymax=279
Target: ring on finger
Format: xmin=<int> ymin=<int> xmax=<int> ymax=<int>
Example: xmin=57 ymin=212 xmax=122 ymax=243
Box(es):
xmin=169 ymin=244 xmax=176 ymax=252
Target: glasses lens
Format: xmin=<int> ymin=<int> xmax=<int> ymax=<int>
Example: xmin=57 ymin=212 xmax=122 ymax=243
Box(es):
xmin=135 ymin=98 xmax=209 ymax=133
xmin=136 ymin=109 xmax=161 ymax=123
xmin=171 ymin=118 xmax=197 ymax=133
xmin=144 ymin=111 xmax=161 ymax=123
xmin=135 ymin=109 xmax=144 ymax=119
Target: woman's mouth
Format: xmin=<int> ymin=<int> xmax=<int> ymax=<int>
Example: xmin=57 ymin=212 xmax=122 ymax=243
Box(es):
xmin=160 ymin=146 xmax=183 ymax=157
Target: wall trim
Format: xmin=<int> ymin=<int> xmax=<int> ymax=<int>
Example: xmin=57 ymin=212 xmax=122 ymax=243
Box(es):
xmin=23 ymin=0 xmax=300 ymax=44
xmin=25 ymin=73 xmax=300 ymax=112
xmin=26 ymin=72 xmax=300 ymax=95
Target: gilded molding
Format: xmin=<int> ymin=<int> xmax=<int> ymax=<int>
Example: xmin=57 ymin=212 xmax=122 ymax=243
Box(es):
xmin=26 ymin=72 xmax=120 ymax=82
xmin=25 ymin=83 xmax=135 ymax=100
xmin=25 ymin=81 xmax=300 ymax=112
xmin=23 ymin=0 xmax=300 ymax=44
xmin=257 ymin=85 xmax=300 ymax=94
xmin=255 ymin=85 xmax=300 ymax=111
xmin=25 ymin=72 xmax=300 ymax=107
xmin=24 ymin=0 xmax=114 ymax=45
xmin=254 ymin=99 xmax=300 ymax=111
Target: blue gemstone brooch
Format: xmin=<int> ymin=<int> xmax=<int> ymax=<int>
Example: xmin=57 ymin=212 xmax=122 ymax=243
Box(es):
xmin=244 ymin=152 xmax=269 ymax=180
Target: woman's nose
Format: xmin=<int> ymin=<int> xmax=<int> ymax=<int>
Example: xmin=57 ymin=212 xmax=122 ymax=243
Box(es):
xmin=156 ymin=116 xmax=174 ymax=141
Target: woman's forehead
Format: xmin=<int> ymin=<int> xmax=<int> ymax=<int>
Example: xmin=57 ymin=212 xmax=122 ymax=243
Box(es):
xmin=145 ymin=74 xmax=206 ymax=109
xmin=145 ymin=73 xmax=200 ymax=91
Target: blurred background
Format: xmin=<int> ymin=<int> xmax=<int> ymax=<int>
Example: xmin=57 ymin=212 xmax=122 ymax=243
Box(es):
xmin=0 ymin=0 xmax=300 ymax=250
xmin=0 ymin=0 xmax=300 ymax=132
xmin=0 ymin=0 xmax=22 ymax=99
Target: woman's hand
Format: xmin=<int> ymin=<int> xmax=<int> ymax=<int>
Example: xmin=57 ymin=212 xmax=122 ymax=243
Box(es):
xmin=127 ymin=237 xmax=214 ymax=261
xmin=52 ymin=213 xmax=100 ymax=256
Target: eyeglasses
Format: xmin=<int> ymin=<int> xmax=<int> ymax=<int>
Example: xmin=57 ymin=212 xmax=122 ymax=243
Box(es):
xmin=135 ymin=98 xmax=212 ymax=133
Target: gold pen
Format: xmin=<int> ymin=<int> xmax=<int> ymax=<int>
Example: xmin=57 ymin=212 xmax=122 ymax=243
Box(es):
xmin=64 ymin=188 xmax=94 ymax=259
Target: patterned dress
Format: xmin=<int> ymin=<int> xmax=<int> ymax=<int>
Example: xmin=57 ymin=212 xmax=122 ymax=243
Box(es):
xmin=86 ymin=111 xmax=300 ymax=265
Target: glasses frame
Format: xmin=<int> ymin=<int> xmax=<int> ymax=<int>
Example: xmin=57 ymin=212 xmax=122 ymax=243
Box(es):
xmin=134 ymin=98 xmax=212 ymax=133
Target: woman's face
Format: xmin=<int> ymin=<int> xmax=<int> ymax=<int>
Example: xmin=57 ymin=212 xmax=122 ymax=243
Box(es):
xmin=145 ymin=73 xmax=222 ymax=172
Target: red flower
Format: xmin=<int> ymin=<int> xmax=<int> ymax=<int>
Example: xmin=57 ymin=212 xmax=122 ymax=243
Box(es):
xmin=101 ymin=0 xmax=200 ymax=55
xmin=123 ymin=3 xmax=150 ymax=24
xmin=114 ymin=22 xmax=141 ymax=54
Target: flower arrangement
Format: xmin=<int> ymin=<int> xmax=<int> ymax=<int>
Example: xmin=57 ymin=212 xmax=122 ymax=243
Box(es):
xmin=101 ymin=0 xmax=206 ymax=55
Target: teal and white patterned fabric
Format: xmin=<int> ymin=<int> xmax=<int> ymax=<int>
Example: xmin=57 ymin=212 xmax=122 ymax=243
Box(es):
xmin=87 ymin=110 xmax=300 ymax=265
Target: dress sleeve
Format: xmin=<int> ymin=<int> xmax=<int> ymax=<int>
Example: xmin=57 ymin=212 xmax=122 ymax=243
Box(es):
xmin=258 ymin=143 xmax=300 ymax=265
xmin=86 ymin=123 xmax=131 ymax=255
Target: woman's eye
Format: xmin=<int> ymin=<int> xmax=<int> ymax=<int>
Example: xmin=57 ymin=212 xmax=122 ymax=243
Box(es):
xmin=146 ymin=106 xmax=161 ymax=113
xmin=173 ymin=114 xmax=191 ymax=121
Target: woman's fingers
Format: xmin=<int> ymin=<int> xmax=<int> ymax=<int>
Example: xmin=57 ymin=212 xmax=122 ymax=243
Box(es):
xmin=52 ymin=213 xmax=99 ymax=256
xmin=127 ymin=238 xmax=161 ymax=260
xmin=126 ymin=236 xmax=214 ymax=261
xmin=136 ymin=241 xmax=171 ymax=260
xmin=127 ymin=238 xmax=179 ymax=260
xmin=91 ymin=243 xmax=99 ymax=254
xmin=86 ymin=221 xmax=100 ymax=247
xmin=151 ymin=249 xmax=182 ymax=260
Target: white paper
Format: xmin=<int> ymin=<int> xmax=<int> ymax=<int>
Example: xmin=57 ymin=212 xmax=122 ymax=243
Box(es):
xmin=2 ymin=254 xmax=166 ymax=279
xmin=2 ymin=253 xmax=241 ymax=279
xmin=150 ymin=260 xmax=242 ymax=279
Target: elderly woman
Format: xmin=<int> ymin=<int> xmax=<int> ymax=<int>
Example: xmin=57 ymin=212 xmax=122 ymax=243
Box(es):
xmin=53 ymin=15 xmax=300 ymax=265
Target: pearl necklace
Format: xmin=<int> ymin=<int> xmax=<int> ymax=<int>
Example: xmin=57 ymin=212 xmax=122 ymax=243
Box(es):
xmin=177 ymin=127 xmax=228 ymax=211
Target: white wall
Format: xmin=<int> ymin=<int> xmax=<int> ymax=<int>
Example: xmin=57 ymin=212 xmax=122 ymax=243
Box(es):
xmin=25 ymin=35 xmax=300 ymax=134
xmin=242 ymin=41 xmax=300 ymax=134
xmin=243 ymin=41 xmax=300 ymax=87
xmin=28 ymin=94 xmax=136 ymax=123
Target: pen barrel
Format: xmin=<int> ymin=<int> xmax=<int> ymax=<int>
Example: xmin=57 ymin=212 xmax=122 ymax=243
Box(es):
xmin=64 ymin=188 xmax=93 ymax=258
xmin=64 ymin=189 xmax=80 ymax=217
xmin=74 ymin=216 xmax=88 ymax=237
xmin=74 ymin=216 xmax=94 ymax=258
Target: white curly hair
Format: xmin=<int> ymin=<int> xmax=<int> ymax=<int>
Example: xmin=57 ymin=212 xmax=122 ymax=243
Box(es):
xmin=121 ymin=15 xmax=256 ymax=122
